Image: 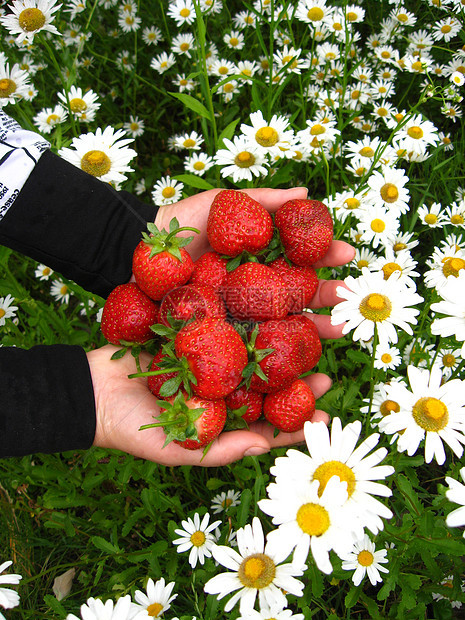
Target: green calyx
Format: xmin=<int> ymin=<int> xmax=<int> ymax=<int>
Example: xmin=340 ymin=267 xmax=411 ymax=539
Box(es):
xmin=142 ymin=217 xmax=200 ymax=261
xmin=139 ymin=391 xmax=204 ymax=447
xmin=234 ymin=323 xmax=273 ymax=388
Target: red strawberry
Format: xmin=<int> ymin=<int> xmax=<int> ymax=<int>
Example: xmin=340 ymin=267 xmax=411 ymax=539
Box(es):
xmin=174 ymin=317 xmax=248 ymax=399
xmin=141 ymin=391 xmax=227 ymax=450
xmin=223 ymin=262 xmax=290 ymax=322
xmin=147 ymin=350 xmax=180 ymax=398
xmin=132 ymin=218 xmax=199 ymax=301
xmin=101 ymin=282 xmax=159 ymax=345
xmin=249 ymin=320 xmax=306 ymax=393
xmin=225 ymin=385 xmax=263 ymax=428
xmin=189 ymin=251 xmax=229 ymax=292
xmin=207 ymin=189 xmax=274 ymax=257
xmin=159 ymin=283 xmax=227 ymax=326
xmin=269 ymin=256 xmax=319 ymax=313
xmin=263 ymin=379 xmax=316 ymax=432
xmin=275 ymin=199 xmax=333 ymax=266
xmin=285 ymin=314 xmax=322 ymax=372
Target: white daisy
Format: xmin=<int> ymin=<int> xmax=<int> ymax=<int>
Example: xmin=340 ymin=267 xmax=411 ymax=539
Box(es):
xmin=393 ymin=114 xmax=440 ymax=158
xmin=33 ymin=104 xmax=68 ymax=134
xmin=50 ymin=280 xmax=71 ymax=305
xmin=432 ymin=575 xmax=465 ymax=609
xmin=214 ymin=136 xmax=269 ymax=183
xmin=327 ymin=189 xmax=369 ymax=224
xmin=204 ymin=517 xmax=305 ymax=614
xmin=211 ymin=490 xmax=241 ymax=514
xmin=142 ymin=25 xmax=163 ymax=45
xmin=0 ymin=0 xmax=61 ymax=44
xmin=341 ymin=535 xmax=389 ymax=586
xmin=240 ymin=110 xmax=296 ymax=160
xmin=369 ymin=248 xmax=419 ymax=289
xmin=131 ymin=577 xmax=177 ymax=619
xmin=259 ymin=476 xmax=355 ymax=573
xmin=374 ymin=344 xmax=402 ymax=370
xmin=151 ymin=175 xmax=184 ymax=206
xmin=224 ymin=30 xmax=244 ymax=50
xmin=0 ymin=60 xmax=31 ymax=107
xmin=150 ymin=51 xmax=176 ymax=74
xmin=58 ymin=126 xmax=136 ymax=185
xmin=351 ymin=247 xmax=378 ymax=271
xmin=430 ymin=270 xmax=465 ymax=357
xmin=365 ymin=167 xmax=410 ymax=215
xmin=0 ymin=560 xmax=22 ymax=612
xmin=444 ymin=202 xmax=465 ymax=228
xmin=34 ymin=263 xmax=53 ymax=280
xmin=171 ymin=32 xmax=195 ymax=56
xmin=417 ymin=202 xmax=447 ymax=228
xmin=445 ymin=468 xmax=465 ymax=538
xmin=172 ymin=512 xmax=221 ymax=568
xmin=356 ymin=206 xmax=400 ymax=249
xmin=58 ymin=85 xmax=100 ymax=123
xmin=174 ymin=131 xmax=204 ymax=151
xmin=424 ymin=245 xmax=465 ymax=292
xmin=0 ymin=295 xmax=18 ymax=326
xmin=118 ymin=10 xmax=141 ymax=32
xmin=123 ymin=115 xmax=145 ymax=138
xmin=379 ymin=365 xmax=465 ymax=465
xmin=402 ymin=338 xmax=435 ymax=369
xmin=331 ymin=268 xmax=423 ymax=346
xmin=388 ymin=231 xmax=419 ymax=254
xmin=295 ymin=0 xmax=334 ymax=26
xmin=167 ymin=0 xmax=195 ymax=26
xmin=432 ymin=347 xmax=462 ymax=379
xmin=66 ymin=595 xmax=132 ymax=620
xmin=184 ymin=152 xmax=214 ymax=176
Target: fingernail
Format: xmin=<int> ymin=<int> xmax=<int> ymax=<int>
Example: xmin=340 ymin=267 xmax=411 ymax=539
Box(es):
xmin=244 ymin=447 xmax=269 ymax=457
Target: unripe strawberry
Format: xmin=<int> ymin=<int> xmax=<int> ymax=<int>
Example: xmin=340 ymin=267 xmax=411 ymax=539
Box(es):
xmin=263 ymin=379 xmax=316 ymax=432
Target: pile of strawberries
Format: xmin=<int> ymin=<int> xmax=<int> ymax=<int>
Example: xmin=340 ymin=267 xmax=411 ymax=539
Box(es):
xmin=101 ymin=189 xmax=333 ymax=451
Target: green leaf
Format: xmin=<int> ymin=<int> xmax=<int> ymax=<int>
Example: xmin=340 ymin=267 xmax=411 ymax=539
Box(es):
xmin=396 ymin=474 xmax=423 ymax=516
xmin=345 ymin=583 xmax=362 ymax=608
xmin=43 ymin=594 xmax=67 ymax=616
xmin=173 ymin=173 xmax=215 ymax=190
xmin=237 ymin=488 xmax=252 ymax=528
xmin=169 ymin=92 xmax=212 ymax=120
xmin=91 ymin=536 xmax=121 ymax=555
xmin=218 ymin=117 xmax=241 ymax=146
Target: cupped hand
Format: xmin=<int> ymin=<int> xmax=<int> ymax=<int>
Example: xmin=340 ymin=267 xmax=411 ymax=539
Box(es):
xmin=89 ymin=345 xmax=331 ymax=466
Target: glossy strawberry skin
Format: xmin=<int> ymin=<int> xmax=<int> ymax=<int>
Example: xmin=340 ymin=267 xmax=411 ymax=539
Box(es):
xmin=189 ymin=251 xmax=229 ymax=292
xmin=159 ymin=283 xmax=227 ymax=326
xmin=250 ymin=320 xmax=306 ymax=394
xmin=284 ymin=314 xmax=322 ymax=372
xmin=263 ymin=379 xmax=316 ymax=432
xmin=269 ymin=256 xmax=319 ymax=313
xmin=207 ymin=189 xmax=274 ymax=257
xmin=225 ymin=385 xmax=263 ymax=425
xmin=101 ymin=283 xmax=159 ymax=345
xmin=147 ymin=350 xmax=179 ymax=398
xmin=223 ymin=262 xmax=290 ymax=322
xmin=164 ymin=395 xmax=227 ymax=450
xmin=275 ymin=199 xmax=333 ymax=266
xmin=132 ymin=241 xmax=194 ymax=301
xmin=174 ymin=317 xmax=248 ymax=399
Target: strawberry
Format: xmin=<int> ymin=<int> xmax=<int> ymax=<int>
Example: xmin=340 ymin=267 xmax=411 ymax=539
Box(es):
xmin=159 ymin=283 xmax=227 ymax=326
xmin=225 ymin=385 xmax=263 ymax=428
xmin=174 ymin=317 xmax=248 ymax=399
xmin=263 ymin=379 xmax=316 ymax=432
xmin=274 ymin=199 xmax=333 ymax=266
xmin=132 ymin=218 xmax=199 ymax=301
xmin=140 ymin=391 xmax=227 ymax=450
xmin=269 ymin=256 xmax=319 ymax=313
xmin=248 ymin=320 xmax=306 ymax=393
xmin=285 ymin=314 xmax=322 ymax=372
xmin=207 ymin=189 xmax=274 ymax=257
xmin=223 ymin=262 xmax=290 ymax=322
xmin=101 ymin=282 xmax=159 ymax=345
xmin=189 ymin=251 xmax=229 ymax=292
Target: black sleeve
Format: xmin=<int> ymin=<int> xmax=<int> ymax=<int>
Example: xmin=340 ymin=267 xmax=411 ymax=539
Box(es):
xmin=0 ymin=149 xmax=158 ymax=298
xmin=0 ymin=345 xmax=96 ymax=457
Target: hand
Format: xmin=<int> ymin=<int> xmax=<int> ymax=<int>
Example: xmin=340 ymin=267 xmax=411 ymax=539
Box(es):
xmin=89 ymin=345 xmax=333 ymax=466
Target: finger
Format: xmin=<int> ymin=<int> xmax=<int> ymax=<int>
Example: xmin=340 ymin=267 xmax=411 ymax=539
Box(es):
xmin=242 ymin=187 xmax=308 ymax=212
xmin=307 ymin=279 xmax=347 ymax=309
xmin=301 ymin=372 xmax=332 ymax=398
xmin=312 ymin=239 xmax=355 ymax=268
xmin=304 ymin=313 xmax=346 ymax=339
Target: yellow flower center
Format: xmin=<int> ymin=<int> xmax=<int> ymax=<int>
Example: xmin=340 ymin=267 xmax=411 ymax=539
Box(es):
xmin=0 ymin=309 xmax=5 ymax=319
xmin=193 ymin=161 xmax=205 ymax=171
xmin=380 ymin=183 xmax=399 ymax=203
xmin=333 ymin=22 xmax=343 ymax=31
xmin=42 ymin=267 xmax=51 ymax=276
xmin=147 ymin=602 xmax=164 ymax=617
xmin=397 ymin=12 xmax=409 ymax=22
xmin=376 ymin=107 xmax=388 ymax=117
xmin=442 ymin=257 xmax=465 ymax=277
xmin=60 ymin=285 xmax=68 ymax=295
xmin=412 ymin=397 xmax=449 ymax=432
xmin=223 ymin=83 xmax=234 ymax=93
xmin=19 ymin=8 xmax=46 ymax=32
xmin=357 ymin=259 xmax=369 ymax=268
xmin=244 ymin=14 xmax=254 ymax=24
xmin=407 ymin=126 xmax=424 ymax=140
xmin=180 ymin=42 xmax=190 ymax=51
xmin=183 ymin=138 xmax=196 ymax=148
xmin=222 ymin=497 xmax=233 ymax=508
xmin=450 ymin=214 xmax=464 ymax=225
xmin=359 ymin=293 xmax=392 ymax=321
xmin=441 ymin=24 xmax=452 ymax=33
xmin=346 ymin=11 xmax=358 ymax=21
xmin=424 ymin=213 xmax=438 ymax=225
xmin=313 ymin=460 xmax=356 ymax=498
xmin=255 ymin=126 xmax=279 ymax=147
xmin=359 ymin=146 xmax=374 ymax=158
xmin=370 ymin=219 xmax=386 ymax=233
xmin=180 ymin=8 xmax=191 ymax=17
xmin=442 ymin=353 xmax=456 ymax=367
xmin=307 ymin=7 xmax=324 ymax=20
xmin=381 ymin=353 xmax=393 ymax=363
xmin=190 ymin=530 xmax=206 ymax=547
xmin=46 ymin=114 xmax=60 ymax=125
xmin=160 ymin=61 xmax=168 ymax=68
xmin=234 ymin=151 xmax=256 ymax=168
xmin=380 ymin=399 xmax=400 ymax=416
xmin=296 ymin=503 xmax=330 ymax=536
xmin=238 ymin=553 xmax=276 ymax=589
xmin=0 ymin=78 xmax=17 ymax=98
xmin=351 ymin=89 xmax=361 ymax=100
xmin=382 ymin=262 xmax=402 ymax=279
xmin=161 ymin=186 xmax=176 ymax=199
xmin=81 ymin=150 xmax=112 ymax=177
xmin=358 ymin=550 xmax=374 ymax=566
xmin=393 ymin=242 xmax=407 ymax=252
xmin=355 ymin=166 xmax=366 ymax=177
xmin=310 ymin=123 xmax=325 ymax=136
xmin=345 ymin=197 xmax=360 ymax=210
xmin=230 ymin=37 xmax=239 ymax=46
xmin=219 ymin=66 xmax=229 ymax=75
xmin=69 ymin=97 xmax=88 ymax=113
